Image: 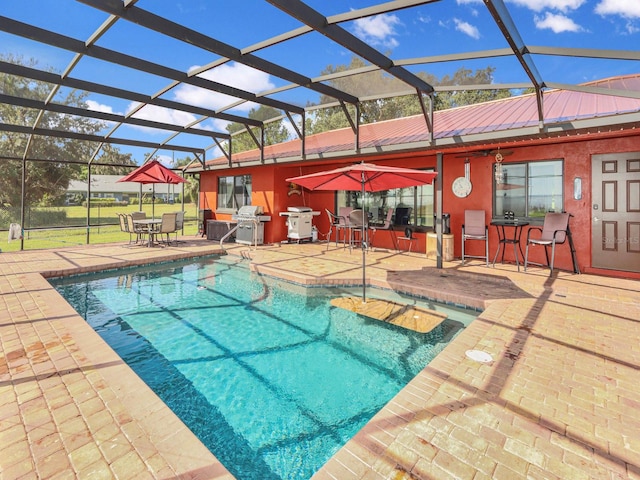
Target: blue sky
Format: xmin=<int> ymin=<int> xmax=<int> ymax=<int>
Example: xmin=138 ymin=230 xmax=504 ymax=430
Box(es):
xmin=1 ymin=0 xmax=639 ymax=164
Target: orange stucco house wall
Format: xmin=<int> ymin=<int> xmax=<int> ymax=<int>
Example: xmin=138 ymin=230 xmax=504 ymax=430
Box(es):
xmin=200 ymin=131 xmax=640 ymax=280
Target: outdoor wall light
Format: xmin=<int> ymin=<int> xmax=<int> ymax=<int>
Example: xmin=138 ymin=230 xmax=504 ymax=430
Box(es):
xmin=574 ymin=177 xmax=582 ymax=200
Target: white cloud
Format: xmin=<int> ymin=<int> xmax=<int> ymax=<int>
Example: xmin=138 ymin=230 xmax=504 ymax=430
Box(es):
xmin=534 ymin=12 xmax=583 ymax=32
xmin=281 ymin=117 xmax=296 ymax=140
xmin=153 ymin=154 xmax=174 ymax=166
xmin=595 ymin=0 xmax=640 ymax=18
xmin=624 ymin=22 xmax=640 ymax=34
xmin=455 ymin=0 xmax=482 ymax=16
xmin=121 ymin=63 xmax=271 ymax=135
xmin=126 ymin=103 xmax=198 ymax=131
xmin=454 ymin=18 xmax=481 ymax=39
xmin=352 ymin=14 xmax=401 ymax=49
xmin=85 ymin=100 xmax=118 ymax=114
xmin=209 ymin=118 xmax=231 ymax=132
xmin=508 ymin=0 xmax=585 ymax=13
xmin=175 ymin=62 xmax=275 ymax=112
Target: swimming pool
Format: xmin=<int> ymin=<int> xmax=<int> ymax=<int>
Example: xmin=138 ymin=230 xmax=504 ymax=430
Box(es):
xmin=52 ymin=255 xmax=476 ymax=480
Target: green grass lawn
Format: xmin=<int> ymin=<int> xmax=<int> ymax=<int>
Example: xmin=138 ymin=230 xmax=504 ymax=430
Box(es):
xmin=2 ymin=203 xmax=201 ymax=252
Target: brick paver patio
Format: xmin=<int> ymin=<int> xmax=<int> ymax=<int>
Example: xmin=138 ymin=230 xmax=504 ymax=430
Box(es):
xmin=1 ymin=238 xmax=639 ymax=479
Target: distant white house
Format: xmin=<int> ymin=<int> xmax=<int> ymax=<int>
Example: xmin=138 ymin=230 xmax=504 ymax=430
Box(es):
xmin=66 ymin=175 xmax=180 ymax=205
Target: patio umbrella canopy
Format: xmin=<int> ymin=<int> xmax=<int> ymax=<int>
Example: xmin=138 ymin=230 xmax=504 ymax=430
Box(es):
xmin=287 ymin=162 xmax=438 ymax=192
xmin=287 ymin=162 xmax=438 ymax=302
xmin=117 ymin=160 xmax=186 ymax=217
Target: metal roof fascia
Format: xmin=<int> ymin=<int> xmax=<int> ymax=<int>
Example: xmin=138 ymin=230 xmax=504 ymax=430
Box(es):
xmin=541 ymin=111 xmax=640 ymax=132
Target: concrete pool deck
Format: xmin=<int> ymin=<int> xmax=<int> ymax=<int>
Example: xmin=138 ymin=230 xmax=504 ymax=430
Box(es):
xmin=0 ymin=238 xmax=639 ymax=479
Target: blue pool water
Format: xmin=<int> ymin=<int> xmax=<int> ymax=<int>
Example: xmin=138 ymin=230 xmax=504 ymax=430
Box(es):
xmin=51 ymin=256 xmax=475 ymax=480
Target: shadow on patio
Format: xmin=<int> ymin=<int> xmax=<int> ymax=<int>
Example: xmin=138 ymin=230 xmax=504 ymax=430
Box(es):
xmin=313 ymin=267 xmax=640 ymax=479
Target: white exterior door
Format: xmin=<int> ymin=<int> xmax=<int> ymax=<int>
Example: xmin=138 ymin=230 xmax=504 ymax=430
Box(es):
xmin=591 ymin=153 xmax=640 ymax=272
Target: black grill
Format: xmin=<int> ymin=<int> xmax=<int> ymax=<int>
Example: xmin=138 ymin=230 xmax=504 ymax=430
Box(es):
xmin=198 ymin=209 xmax=213 ymax=237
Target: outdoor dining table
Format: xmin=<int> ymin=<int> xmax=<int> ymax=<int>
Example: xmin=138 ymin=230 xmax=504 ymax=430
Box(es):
xmin=491 ymin=219 xmax=530 ymax=271
xmin=133 ymin=218 xmax=162 ymax=247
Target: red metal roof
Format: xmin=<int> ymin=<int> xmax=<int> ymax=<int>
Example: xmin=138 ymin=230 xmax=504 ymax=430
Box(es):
xmin=205 ymin=74 xmax=640 ymax=167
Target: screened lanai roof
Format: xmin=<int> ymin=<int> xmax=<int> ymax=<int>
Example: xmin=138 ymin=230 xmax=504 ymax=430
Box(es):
xmin=1 ymin=0 xmax=639 ymax=168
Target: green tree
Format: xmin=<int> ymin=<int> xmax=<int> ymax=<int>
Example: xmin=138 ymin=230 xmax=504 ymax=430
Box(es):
xmin=0 ymin=55 xmax=132 ymax=208
xmin=226 ymin=105 xmax=289 ymax=154
xmin=435 ymin=67 xmax=511 ymax=110
xmin=84 ymin=144 xmax=136 ymax=176
xmin=173 ymin=155 xmax=199 ymax=204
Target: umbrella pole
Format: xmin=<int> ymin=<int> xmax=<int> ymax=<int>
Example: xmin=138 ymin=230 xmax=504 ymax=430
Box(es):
xmin=361 ymin=173 xmax=366 ymax=303
xmin=152 ymin=184 xmax=155 ymax=219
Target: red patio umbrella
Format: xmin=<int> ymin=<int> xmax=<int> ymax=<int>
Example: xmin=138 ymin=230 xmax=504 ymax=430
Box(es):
xmin=287 ymin=162 xmax=438 ymax=302
xmin=117 ymin=160 xmax=186 ymax=217
xmin=287 ymin=162 xmax=438 ymax=192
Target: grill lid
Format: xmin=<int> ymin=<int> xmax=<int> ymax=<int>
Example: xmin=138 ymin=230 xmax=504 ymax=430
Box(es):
xmin=287 ymin=206 xmax=312 ymax=213
xmin=237 ymin=205 xmax=264 ymax=216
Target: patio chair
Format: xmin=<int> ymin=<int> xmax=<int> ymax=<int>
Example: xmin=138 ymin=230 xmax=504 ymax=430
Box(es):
xmin=340 ymin=206 xmax=355 ymax=246
xmin=348 ymin=209 xmax=368 ymax=250
xmin=126 ymin=213 xmax=146 ymax=244
xmin=394 ymin=207 xmax=412 ymax=225
xmin=157 ymin=212 xmax=178 ymax=246
xmin=524 ymin=212 xmax=578 ymax=276
xmin=118 ymin=213 xmax=134 ymax=244
xmin=462 ymin=210 xmax=489 ymax=266
xmin=369 ymin=206 xmax=380 ymax=224
xmin=369 ymin=208 xmax=395 ymax=251
xmin=172 ymin=211 xmax=185 ymax=243
xmin=325 ymin=208 xmax=349 ymax=249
